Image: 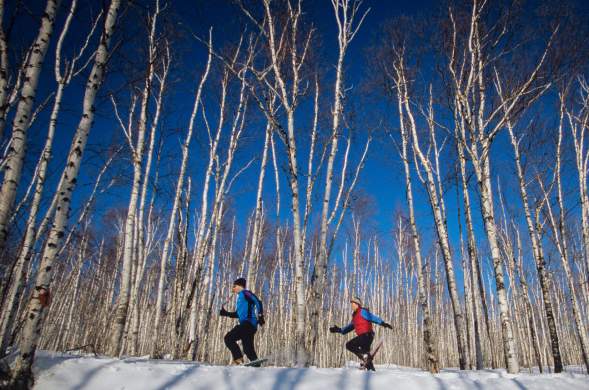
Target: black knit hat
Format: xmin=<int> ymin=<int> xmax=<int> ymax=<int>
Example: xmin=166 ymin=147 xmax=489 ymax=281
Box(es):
xmin=233 ymin=277 xmax=246 ymax=288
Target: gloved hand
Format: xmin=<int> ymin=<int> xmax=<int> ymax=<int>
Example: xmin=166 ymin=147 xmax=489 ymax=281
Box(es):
xmin=381 ymin=322 xmax=392 ymax=329
xmin=329 ymin=325 xmax=342 ymax=333
xmin=258 ymin=314 xmax=266 ymax=326
xmin=220 ymin=307 xmax=229 ymax=317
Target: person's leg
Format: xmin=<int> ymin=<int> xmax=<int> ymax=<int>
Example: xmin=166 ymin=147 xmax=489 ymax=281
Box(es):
xmin=224 ymin=325 xmax=244 ymax=361
xmin=359 ymin=333 xmax=375 ymax=371
xmin=356 ymin=332 xmax=374 ymax=355
xmin=345 ymin=336 xmax=365 ymax=359
xmin=241 ymin=322 xmax=259 ymax=361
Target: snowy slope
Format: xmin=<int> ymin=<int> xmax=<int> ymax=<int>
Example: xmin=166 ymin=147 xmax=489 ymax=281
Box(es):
xmin=32 ymin=351 xmax=589 ymax=390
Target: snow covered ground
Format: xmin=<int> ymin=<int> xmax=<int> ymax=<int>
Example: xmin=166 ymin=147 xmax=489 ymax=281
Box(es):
xmin=30 ymin=351 xmax=589 ymax=389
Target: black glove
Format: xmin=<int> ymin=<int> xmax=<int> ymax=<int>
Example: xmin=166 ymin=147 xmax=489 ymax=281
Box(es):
xmin=258 ymin=314 xmax=265 ymax=326
xmin=220 ymin=307 xmax=229 ymax=317
xmin=329 ymin=325 xmax=342 ymax=333
xmin=381 ymin=322 xmax=392 ymax=329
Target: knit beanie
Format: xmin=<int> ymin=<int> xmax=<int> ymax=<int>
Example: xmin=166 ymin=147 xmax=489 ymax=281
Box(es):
xmin=233 ymin=277 xmax=246 ymax=288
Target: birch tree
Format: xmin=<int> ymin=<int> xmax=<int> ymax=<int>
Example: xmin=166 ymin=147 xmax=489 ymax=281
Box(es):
xmin=392 ymin=48 xmax=440 ymax=372
xmin=309 ymin=0 xmax=369 ymax=362
xmin=0 ymin=0 xmax=60 ymax=254
xmin=151 ymin=30 xmax=213 ymax=356
xmin=110 ymin=0 xmax=163 ymax=356
xmin=9 ymin=0 xmax=121 ymax=386
xmin=446 ymin=0 xmax=556 ymax=372
xmin=237 ymin=0 xmax=314 ymax=365
xmin=505 ymin=110 xmax=563 ymax=372
xmin=0 ymin=0 xmax=101 ymax=358
xmin=390 ymin=45 xmax=469 ymax=369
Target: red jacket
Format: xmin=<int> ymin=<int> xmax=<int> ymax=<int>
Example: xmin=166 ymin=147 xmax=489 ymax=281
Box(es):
xmin=352 ymin=308 xmax=373 ymax=335
xmin=340 ymin=307 xmax=384 ymax=336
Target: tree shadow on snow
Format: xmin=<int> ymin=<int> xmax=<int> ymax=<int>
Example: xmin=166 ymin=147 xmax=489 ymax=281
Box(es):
xmin=71 ymin=360 xmax=118 ymax=390
xmin=270 ymin=367 xmax=308 ymax=390
xmin=363 ymin=370 xmax=372 ymax=390
xmin=32 ymin=352 xmax=81 ymax=375
xmin=336 ymin=367 xmax=349 ymax=390
xmin=155 ymin=363 xmax=201 ymax=390
xmin=511 ymin=378 xmax=527 ymax=390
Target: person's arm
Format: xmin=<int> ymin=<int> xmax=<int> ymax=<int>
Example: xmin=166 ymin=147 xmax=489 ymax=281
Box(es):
xmin=220 ymin=307 xmax=238 ymax=318
xmin=340 ymin=323 xmax=354 ymax=334
xmin=329 ymin=322 xmax=353 ymax=334
xmin=361 ymin=309 xmax=383 ymax=325
xmin=361 ymin=309 xmax=392 ymax=328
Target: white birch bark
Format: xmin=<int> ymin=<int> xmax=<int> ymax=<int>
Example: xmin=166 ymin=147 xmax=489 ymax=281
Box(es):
xmin=0 ymin=0 xmax=89 ymax=356
xmin=129 ymin=44 xmax=169 ymax=356
xmin=309 ymin=0 xmax=368 ymax=362
xmin=395 ymin=73 xmax=439 ymax=372
xmin=541 ymin=98 xmax=589 ymax=372
xmin=0 ymin=0 xmax=60 ymax=253
xmin=0 ymin=0 xmax=9 ymax=141
xmin=568 ymin=79 xmax=589 ymax=288
xmin=110 ymin=0 xmax=162 ymax=356
xmin=505 ymin=119 xmax=563 ymax=372
xmin=10 ymin=0 xmax=120 ymax=386
xmin=151 ymin=32 xmax=212 ymax=355
xmin=394 ymin=55 xmax=469 ymax=369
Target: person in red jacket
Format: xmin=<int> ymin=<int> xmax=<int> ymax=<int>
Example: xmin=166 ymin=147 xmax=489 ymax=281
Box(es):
xmin=330 ymin=297 xmax=392 ymax=371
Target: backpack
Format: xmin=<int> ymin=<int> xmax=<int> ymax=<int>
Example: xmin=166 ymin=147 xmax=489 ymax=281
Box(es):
xmin=243 ymin=290 xmax=265 ymax=325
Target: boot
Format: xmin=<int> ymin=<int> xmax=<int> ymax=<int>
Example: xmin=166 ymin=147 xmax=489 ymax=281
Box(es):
xmin=231 ymin=358 xmax=244 ymax=365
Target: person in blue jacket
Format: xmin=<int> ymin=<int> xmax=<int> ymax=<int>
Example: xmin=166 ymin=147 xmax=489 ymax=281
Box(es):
xmin=330 ymin=296 xmax=392 ymax=371
xmin=220 ymin=277 xmax=265 ymax=365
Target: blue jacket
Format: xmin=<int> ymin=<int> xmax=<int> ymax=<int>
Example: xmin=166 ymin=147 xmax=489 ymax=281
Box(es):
xmin=227 ymin=290 xmax=264 ymax=327
xmin=340 ymin=308 xmax=384 ymax=334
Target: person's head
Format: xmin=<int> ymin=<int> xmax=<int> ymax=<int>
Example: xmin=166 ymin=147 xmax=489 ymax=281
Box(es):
xmin=350 ymin=297 xmax=362 ymax=311
xmin=232 ymin=277 xmax=246 ymax=294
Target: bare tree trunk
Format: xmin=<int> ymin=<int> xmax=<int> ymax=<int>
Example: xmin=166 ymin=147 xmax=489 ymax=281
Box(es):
xmin=541 ymin=100 xmax=589 ymax=372
xmin=309 ymin=0 xmax=368 ymax=363
xmin=393 ymin=55 xmax=468 ymax=369
xmin=0 ymin=0 xmax=86 ymax=355
xmin=246 ymin=122 xmax=271 ymax=283
xmin=0 ymin=0 xmax=10 ymax=141
xmin=9 ymin=1 xmax=120 ymax=387
xmin=152 ymin=32 xmax=212 ymax=356
xmin=395 ymin=76 xmax=439 ymax=373
xmin=0 ymin=0 xmax=59 ymax=253
xmin=506 ymin=121 xmax=563 ymax=372
xmin=456 ymin=140 xmax=486 ymax=369
xmin=110 ymin=1 xmax=162 ymax=356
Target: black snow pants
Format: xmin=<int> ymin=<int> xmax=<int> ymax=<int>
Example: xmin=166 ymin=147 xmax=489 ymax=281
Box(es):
xmin=345 ymin=331 xmax=374 ymax=359
xmin=224 ymin=321 xmax=258 ymax=361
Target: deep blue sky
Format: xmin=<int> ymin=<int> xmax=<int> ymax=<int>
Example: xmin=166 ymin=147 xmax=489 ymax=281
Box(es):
xmin=9 ymin=0 xmax=589 ymax=295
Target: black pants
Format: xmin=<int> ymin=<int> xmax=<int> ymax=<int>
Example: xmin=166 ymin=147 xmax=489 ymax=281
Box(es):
xmin=345 ymin=331 xmax=374 ymax=359
xmin=224 ymin=322 xmax=258 ymax=361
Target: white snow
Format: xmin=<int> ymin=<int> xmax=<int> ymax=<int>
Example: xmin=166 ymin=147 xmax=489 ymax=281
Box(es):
xmin=29 ymin=351 xmax=589 ymax=390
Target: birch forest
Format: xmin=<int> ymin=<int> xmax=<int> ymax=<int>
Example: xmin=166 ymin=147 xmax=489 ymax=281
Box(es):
xmin=0 ymin=0 xmax=589 ymax=388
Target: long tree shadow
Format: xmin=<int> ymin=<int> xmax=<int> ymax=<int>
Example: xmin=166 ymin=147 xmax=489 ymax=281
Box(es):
xmin=455 ymin=371 xmax=484 ymax=390
xmin=71 ymin=360 xmax=118 ymax=390
xmin=363 ymin=371 xmax=372 ymax=390
xmin=336 ymin=367 xmax=349 ymax=390
xmin=433 ymin=375 xmax=448 ymax=390
xmin=222 ymin=366 xmax=264 ymax=390
xmin=33 ymin=353 xmax=81 ymax=375
xmin=271 ymin=367 xmax=308 ymax=390
xmin=155 ymin=363 xmax=200 ymax=390
xmin=511 ymin=378 xmax=527 ymax=390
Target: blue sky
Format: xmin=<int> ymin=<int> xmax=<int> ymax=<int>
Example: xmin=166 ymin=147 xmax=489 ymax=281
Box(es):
xmin=9 ymin=0 xmax=589 ymax=295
